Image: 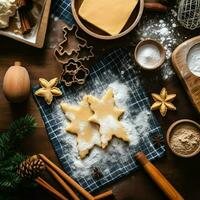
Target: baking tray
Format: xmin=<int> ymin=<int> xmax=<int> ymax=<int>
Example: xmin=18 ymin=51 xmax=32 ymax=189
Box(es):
xmin=0 ymin=0 xmax=51 ymax=48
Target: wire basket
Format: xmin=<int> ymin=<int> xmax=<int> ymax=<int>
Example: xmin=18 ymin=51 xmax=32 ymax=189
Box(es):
xmin=178 ymin=0 xmax=200 ymax=30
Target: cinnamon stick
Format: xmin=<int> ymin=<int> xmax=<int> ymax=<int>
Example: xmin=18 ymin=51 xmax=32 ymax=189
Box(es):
xmin=19 ymin=9 xmax=31 ymax=34
xmin=46 ymin=165 xmax=80 ymax=200
xmin=94 ymin=190 xmax=113 ymax=200
xmin=16 ymin=0 xmax=26 ymax=8
xmin=35 ymin=177 xmax=68 ymax=200
xmin=39 ymin=154 xmax=94 ymax=200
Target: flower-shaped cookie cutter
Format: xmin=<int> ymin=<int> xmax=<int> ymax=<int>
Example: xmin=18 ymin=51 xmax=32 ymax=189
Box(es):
xmin=61 ymin=60 xmax=90 ymax=87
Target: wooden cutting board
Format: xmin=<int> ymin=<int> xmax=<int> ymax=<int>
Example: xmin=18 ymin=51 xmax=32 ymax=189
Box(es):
xmin=172 ymin=36 xmax=200 ymax=113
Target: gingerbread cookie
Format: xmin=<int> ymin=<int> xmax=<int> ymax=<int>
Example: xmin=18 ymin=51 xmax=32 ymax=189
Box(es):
xmin=60 ymin=96 xmax=101 ymax=159
xmin=87 ymin=89 xmax=130 ymax=148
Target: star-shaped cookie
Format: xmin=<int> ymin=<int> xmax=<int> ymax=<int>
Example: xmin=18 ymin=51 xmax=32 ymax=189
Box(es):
xmin=87 ymin=89 xmax=129 ymax=148
xmin=60 ymin=96 xmax=101 ymax=159
xmin=151 ymin=87 xmax=176 ymax=117
xmin=35 ymin=78 xmax=62 ymax=105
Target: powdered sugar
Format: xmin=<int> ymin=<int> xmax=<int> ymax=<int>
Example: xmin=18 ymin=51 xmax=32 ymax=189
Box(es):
xmin=157 ymin=27 xmax=169 ymax=36
xmin=136 ymin=44 xmax=161 ymax=69
xmin=78 ymin=128 xmax=101 ymax=152
xmin=100 ymin=115 xmax=120 ymax=134
xmin=64 ymin=111 xmax=75 ymax=121
xmin=109 ymin=81 xmax=151 ymax=142
xmin=109 ymin=81 xmax=130 ymax=106
xmin=79 ymin=121 xmax=88 ymax=133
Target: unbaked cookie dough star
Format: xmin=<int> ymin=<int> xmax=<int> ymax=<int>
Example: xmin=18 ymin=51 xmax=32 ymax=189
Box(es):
xmin=35 ymin=78 xmax=62 ymax=105
xmin=87 ymin=89 xmax=130 ymax=148
xmin=60 ymin=96 xmax=101 ymax=159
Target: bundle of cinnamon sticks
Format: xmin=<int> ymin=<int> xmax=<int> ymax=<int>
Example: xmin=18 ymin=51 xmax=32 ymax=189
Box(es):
xmin=17 ymin=0 xmax=32 ymax=34
xmin=35 ymin=154 xmax=113 ymax=200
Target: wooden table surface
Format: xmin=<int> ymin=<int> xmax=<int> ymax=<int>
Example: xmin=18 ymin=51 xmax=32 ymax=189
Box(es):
xmin=0 ymin=10 xmax=200 ymax=200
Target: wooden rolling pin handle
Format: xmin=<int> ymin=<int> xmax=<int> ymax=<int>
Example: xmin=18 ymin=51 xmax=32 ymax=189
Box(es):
xmin=135 ymin=152 xmax=184 ymax=200
xmin=144 ymin=3 xmax=168 ymax=12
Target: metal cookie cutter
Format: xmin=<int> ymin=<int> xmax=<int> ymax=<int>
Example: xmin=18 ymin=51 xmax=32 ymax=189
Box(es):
xmin=54 ymin=25 xmax=94 ymax=64
xmin=54 ymin=25 xmax=94 ymax=87
xmin=61 ymin=60 xmax=90 ymax=87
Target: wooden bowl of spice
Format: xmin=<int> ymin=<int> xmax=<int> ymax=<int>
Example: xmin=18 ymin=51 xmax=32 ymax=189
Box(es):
xmin=167 ymin=119 xmax=200 ymax=158
xmin=134 ymin=39 xmax=166 ymax=70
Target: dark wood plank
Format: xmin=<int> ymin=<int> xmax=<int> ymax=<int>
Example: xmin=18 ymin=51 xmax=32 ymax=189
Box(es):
xmin=0 ymin=16 xmax=199 ymax=200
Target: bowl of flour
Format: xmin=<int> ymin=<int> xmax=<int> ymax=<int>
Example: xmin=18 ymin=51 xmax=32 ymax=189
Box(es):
xmin=134 ymin=39 xmax=166 ymax=70
xmin=187 ymin=43 xmax=200 ymax=77
xmin=167 ymin=119 xmax=200 ymax=158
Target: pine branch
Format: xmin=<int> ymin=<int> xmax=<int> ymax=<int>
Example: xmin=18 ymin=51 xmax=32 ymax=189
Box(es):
xmin=0 ymin=132 xmax=10 ymax=160
xmin=0 ymin=116 xmax=37 ymax=160
xmin=0 ymin=116 xmax=37 ymax=198
xmin=7 ymin=115 xmax=37 ymax=141
xmin=0 ymin=153 xmax=27 ymax=191
xmin=0 ymin=153 xmax=26 ymax=170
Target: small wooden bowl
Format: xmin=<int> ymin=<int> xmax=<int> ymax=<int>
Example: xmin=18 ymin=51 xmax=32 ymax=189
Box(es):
xmin=134 ymin=39 xmax=166 ymax=70
xmin=71 ymin=0 xmax=144 ymax=40
xmin=166 ymin=119 xmax=200 ymax=158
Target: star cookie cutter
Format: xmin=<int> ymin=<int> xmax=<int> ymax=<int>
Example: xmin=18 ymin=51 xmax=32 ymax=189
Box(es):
xmin=77 ymin=45 xmax=94 ymax=61
xmin=61 ymin=60 xmax=90 ymax=87
xmin=54 ymin=25 xmax=94 ymax=64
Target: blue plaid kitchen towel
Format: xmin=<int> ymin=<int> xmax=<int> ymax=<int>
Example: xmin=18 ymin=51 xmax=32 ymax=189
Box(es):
xmin=33 ymin=0 xmax=165 ymax=193
xmin=33 ymin=46 xmax=165 ymax=192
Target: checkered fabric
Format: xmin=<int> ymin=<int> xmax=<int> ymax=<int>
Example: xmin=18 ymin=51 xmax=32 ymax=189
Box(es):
xmin=52 ymin=0 xmax=75 ymax=25
xmin=33 ymin=47 xmax=165 ymax=193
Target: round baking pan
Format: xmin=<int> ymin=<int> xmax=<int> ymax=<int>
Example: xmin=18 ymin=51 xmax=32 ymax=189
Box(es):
xmin=71 ymin=0 xmax=144 ymax=40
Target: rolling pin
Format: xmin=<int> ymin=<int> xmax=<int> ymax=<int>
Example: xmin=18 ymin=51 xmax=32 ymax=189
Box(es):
xmin=135 ymin=152 xmax=184 ymax=200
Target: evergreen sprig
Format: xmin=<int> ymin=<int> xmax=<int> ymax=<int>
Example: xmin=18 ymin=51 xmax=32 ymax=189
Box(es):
xmin=0 ymin=115 xmax=37 ymax=161
xmin=0 ymin=115 xmax=37 ymax=196
xmin=0 ymin=153 xmax=26 ymax=191
xmin=7 ymin=115 xmax=37 ymax=141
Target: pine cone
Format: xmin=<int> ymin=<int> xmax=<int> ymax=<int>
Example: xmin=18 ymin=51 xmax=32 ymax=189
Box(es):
xmin=17 ymin=155 xmax=46 ymax=179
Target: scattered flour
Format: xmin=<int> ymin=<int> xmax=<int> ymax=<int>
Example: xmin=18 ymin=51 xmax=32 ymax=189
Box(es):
xmin=135 ymin=8 xmax=184 ymax=80
xmin=79 ymin=121 xmax=88 ymax=133
xmin=100 ymin=116 xmax=120 ymax=134
xmin=54 ymin=80 xmax=152 ymax=178
xmin=78 ymin=128 xmax=101 ymax=153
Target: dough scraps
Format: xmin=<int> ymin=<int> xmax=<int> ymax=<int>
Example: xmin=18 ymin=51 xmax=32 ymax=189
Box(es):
xmin=60 ymin=96 xmax=101 ymax=159
xmin=87 ymin=89 xmax=130 ymax=148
